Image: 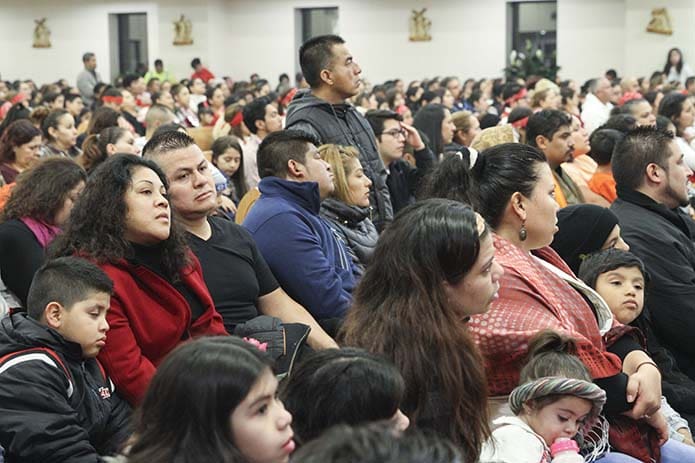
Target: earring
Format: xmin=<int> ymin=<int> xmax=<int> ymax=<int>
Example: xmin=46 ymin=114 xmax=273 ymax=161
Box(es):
xmin=519 ymin=222 xmax=527 ymax=241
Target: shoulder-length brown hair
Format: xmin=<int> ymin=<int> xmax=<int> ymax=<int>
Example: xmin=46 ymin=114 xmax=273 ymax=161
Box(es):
xmin=340 ymin=199 xmax=490 ymax=463
xmin=1 ymin=157 xmax=86 ymax=224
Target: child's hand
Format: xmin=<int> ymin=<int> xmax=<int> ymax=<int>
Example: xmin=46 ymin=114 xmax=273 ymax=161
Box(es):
xmin=217 ymin=195 xmax=237 ymax=214
xmin=643 ymin=411 xmax=669 ymax=446
xmin=624 ymin=361 xmax=662 ymax=419
xmin=677 ymin=427 xmax=695 ymax=447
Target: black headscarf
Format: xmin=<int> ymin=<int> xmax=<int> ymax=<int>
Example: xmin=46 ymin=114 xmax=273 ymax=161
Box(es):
xmin=550 ymin=204 xmax=619 ymax=275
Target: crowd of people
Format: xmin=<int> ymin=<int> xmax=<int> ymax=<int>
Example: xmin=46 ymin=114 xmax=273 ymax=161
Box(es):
xmin=1 ymin=35 xmax=695 ymax=463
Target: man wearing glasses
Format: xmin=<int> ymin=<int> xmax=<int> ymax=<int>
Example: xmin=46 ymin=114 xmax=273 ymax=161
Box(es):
xmin=366 ymin=110 xmax=435 ymax=214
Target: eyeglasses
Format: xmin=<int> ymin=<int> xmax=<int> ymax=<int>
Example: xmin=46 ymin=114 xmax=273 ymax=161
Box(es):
xmin=382 ymin=128 xmax=407 ymax=139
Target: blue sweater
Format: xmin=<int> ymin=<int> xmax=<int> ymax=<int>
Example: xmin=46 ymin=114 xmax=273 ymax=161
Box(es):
xmin=242 ymin=177 xmax=356 ymax=320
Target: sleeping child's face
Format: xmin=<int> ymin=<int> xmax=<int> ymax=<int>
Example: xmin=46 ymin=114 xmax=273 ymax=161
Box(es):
xmin=594 ymin=265 xmax=645 ymax=325
xmin=523 ymin=396 xmax=592 ymax=446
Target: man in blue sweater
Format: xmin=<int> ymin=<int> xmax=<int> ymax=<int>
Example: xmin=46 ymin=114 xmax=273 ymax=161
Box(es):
xmin=243 ymin=130 xmax=357 ymax=331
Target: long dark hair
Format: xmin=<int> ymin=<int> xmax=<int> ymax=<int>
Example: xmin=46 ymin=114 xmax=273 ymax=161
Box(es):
xmin=127 ymin=337 xmax=272 ymax=463
xmin=1 ymin=157 xmax=86 ymax=224
xmin=658 ymin=91 xmax=689 ymax=135
xmin=419 ymin=152 xmax=473 ymax=204
xmin=211 ymin=135 xmax=248 ymax=200
xmin=413 ymin=103 xmax=447 ymax=155
xmin=49 ymin=154 xmax=189 ymax=281
xmin=340 ymin=199 xmax=490 ymax=463
xmin=664 ymin=47 xmax=684 ymax=75
xmin=280 ymin=348 xmax=405 ymax=445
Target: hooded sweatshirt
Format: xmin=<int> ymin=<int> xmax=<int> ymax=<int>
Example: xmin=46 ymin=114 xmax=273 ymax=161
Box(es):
xmin=0 ymin=313 xmax=131 ymax=462
xmin=285 ymin=89 xmax=393 ymax=230
xmin=243 ymin=177 xmax=356 ymax=320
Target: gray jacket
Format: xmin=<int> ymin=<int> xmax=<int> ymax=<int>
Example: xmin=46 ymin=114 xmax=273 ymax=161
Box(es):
xmin=285 ymin=90 xmax=393 ymax=230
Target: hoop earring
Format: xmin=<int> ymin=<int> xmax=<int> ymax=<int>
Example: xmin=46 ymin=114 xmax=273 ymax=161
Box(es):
xmin=519 ymin=222 xmax=527 ymax=241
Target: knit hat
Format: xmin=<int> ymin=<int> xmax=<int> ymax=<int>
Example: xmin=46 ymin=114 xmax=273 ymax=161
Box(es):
xmin=470 ymin=125 xmax=515 ymax=152
xmin=509 ymin=376 xmax=606 ymax=431
xmin=550 ymin=205 xmax=619 ymax=275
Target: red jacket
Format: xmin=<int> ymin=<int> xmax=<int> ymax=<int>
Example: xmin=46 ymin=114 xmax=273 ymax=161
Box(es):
xmin=191 ymin=68 xmax=215 ymax=83
xmin=97 ymin=253 xmax=227 ymax=405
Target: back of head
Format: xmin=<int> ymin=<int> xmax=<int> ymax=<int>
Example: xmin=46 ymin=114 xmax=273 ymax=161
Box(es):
xmin=413 ymin=104 xmax=446 ymax=154
xmin=129 ymin=336 xmax=270 ymax=463
xmin=299 ymin=35 xmax=345 ymax=88
xmin=86 ymin=106 xmax=121 ymax=136
xmin=472 ymin=143 xmax=547 ymax=228
xmin=550 ymin=204 xmax=619 ymax=275
xmin=588 ymin=128 xmax=625 ymax=165
xmin=612 ymin=126 xmax=674 ymax=191
xmin=519 ymin=330 xmax=590 ymax=383
xmin=256 ymin=129 xmax=318 ymax=178
xmin=81 ymin=126 xmax=129 ymax=173
xmin=658 ymin=91 xmax=687 ymax=125
xmin=601 ymin=113 xmax=637 ymax=134
xmin=27 ymin=257 xmax=113 ymax=320
xmin=291 ymin=424 xmax=463 ymax=463
xmin=526 ymin=109 xmax=571 ymax=148
xmin=578 ymin=248 xmax=648 ymax=291
xmin=340 ymin=198 xmax=489 ymax=460
xmin=145 ymin=104 xmax=175 ymax=131
xmin=2 ymin=157 xmax=86 ymax=224
xmin=280 ymin=348 xmax=405 ymax=444
xmin=419 ymin=152 xmax=473 ymax=204
xmin=142 ymin=129 xmax=196 ymax=159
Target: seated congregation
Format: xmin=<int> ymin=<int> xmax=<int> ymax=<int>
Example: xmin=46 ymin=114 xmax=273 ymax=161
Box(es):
xmin=2 ymin=35 xmax=695 ymax=463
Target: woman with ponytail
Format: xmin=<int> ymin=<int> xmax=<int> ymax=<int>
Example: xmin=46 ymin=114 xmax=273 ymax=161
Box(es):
xmin=79 ymin=127 xmax=138 ymax=173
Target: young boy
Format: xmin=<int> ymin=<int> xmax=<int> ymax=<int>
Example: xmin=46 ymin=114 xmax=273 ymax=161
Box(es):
xmin=0 ymin=257 xmax=131 ymax=461
xmin=587 ymin=128 xmax=624 ymax=203
xmin=578 ymin=249 xmax=695 ymax=445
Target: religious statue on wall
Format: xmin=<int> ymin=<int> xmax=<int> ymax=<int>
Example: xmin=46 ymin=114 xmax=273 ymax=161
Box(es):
xmin=409 ymin=8 xmax=432 ymax=42
xmin=33 ymin=18 xmax=51 ymax=48
xmin=647 ymin=8 xmax=673 ymax=35
xmin=173 ymin=14 xmax=193 ymax=45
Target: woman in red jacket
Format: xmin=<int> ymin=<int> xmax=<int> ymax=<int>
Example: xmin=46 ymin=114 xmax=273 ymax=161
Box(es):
xmin=51 ymin=154 xmax=227 ymax=405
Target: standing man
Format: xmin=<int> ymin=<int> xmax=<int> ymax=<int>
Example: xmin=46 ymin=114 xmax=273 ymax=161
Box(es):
xmin=76 ymin=52 xmax=101 ymax=108
xmin=285 ymin=35 xmax=393 ymax=230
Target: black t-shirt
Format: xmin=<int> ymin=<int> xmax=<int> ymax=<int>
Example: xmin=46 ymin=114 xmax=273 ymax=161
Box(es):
xmin=187 ymin=216 xmax=279 ymax=332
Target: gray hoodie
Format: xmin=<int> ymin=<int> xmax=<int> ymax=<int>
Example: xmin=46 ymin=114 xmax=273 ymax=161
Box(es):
xmin=285 ymin=89 xmax=393 ymax=230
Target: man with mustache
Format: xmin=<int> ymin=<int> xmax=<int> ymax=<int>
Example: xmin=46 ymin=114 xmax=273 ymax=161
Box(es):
xmin=526 ymin=110 xmax=583 ymax=207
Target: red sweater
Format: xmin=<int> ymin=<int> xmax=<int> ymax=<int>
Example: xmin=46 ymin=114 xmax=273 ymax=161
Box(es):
xmin=191 ymin=68 xmax=215 ymax=83
xmin=97 ymin=253 xmax=227 ymax=405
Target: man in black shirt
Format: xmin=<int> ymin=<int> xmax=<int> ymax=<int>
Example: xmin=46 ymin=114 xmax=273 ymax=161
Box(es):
xmin=143 ymin=131 xmax=337 ymax=349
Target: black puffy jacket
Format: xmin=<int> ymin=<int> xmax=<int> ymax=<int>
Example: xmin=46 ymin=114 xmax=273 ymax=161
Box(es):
xmin=0 ymin=313 xmax=131 ymax=462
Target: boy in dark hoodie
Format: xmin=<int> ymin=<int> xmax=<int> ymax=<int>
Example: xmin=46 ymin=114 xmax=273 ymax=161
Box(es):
xmin=0 ymin=257 xmax=131 ymax=462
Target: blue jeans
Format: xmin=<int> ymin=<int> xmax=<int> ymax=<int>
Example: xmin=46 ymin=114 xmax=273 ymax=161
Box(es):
xmin=597 ymin=439 xmax=695 ymax=462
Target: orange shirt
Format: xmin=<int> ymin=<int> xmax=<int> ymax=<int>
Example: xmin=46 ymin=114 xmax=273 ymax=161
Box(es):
xmin=588 ymin=171 xmax=617 ymax=203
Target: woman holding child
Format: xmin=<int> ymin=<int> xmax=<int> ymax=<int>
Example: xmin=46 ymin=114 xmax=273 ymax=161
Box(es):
xmin=429 ymin=143 xmax=689 ymax=462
